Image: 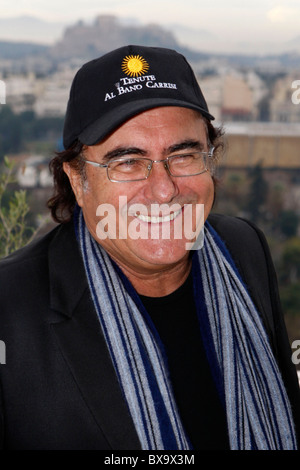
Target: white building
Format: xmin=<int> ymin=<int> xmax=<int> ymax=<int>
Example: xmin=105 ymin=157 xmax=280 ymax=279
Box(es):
xmin=34 ymin=67 xmax=75 ymax=117
xmin=17 ymin=155 xmax=53 ymax=188
xmin=5 ymin=72 xmax=38 ymax=113
xmin=4 ymin=66 xmax=76 ymax=117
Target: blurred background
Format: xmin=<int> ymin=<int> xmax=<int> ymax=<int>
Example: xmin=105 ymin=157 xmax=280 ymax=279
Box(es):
xmin=0 ymin=1 xmax=299 ymax=360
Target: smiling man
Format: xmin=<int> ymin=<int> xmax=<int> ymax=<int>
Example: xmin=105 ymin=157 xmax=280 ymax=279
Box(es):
xmin=63 ymin=106 xmax=213 ymax=296
xmin=0 ymin=45 xmax=299 ymax=450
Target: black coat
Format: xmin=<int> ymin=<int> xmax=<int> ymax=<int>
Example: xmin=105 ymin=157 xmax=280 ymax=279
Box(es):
xmin=0 ymin=214 xmax=299 ymax=450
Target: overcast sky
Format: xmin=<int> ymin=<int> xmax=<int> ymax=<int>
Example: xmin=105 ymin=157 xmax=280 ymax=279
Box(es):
xmin=1 ymin=0 xmax=300 ymax=54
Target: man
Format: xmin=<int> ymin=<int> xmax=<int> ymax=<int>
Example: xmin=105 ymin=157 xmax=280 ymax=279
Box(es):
xmin=0 ymin=45 xmax=299 ymax=450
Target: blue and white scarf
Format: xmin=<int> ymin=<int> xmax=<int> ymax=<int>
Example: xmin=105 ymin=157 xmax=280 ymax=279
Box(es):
xmin=75 ymin=209 xmax=297 ymax=450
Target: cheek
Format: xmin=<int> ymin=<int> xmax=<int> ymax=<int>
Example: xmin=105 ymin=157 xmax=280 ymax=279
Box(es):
xmin=186 ymin=175 xmax=214 ymax=202
xmin=190 ymin=176 xmax=215 ymax=221
xmin=81 ymin=180 xmax=127 ymax=228
xmin=80 ymin=179 xmax=105 ymax=219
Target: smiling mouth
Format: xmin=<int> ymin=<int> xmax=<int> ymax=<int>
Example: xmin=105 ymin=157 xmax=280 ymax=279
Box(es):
xmin=134 ymin=208 xmax=183 ymax=224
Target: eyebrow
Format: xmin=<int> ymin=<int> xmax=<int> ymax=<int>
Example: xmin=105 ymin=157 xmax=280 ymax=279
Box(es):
xmin=102 ymin=147 xmax=146 ymax=162
xmin=166 ymin=140 xmax=205 ymax=154
xmin=101 ymin=139 xmax=205 ymax=162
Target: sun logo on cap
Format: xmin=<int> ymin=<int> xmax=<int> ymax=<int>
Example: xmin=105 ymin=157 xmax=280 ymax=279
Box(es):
xmin=122 ymin=55 xmax=149 ymax=77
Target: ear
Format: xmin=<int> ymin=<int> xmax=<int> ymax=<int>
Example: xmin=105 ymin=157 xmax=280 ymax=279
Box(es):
xmin=63 ymin=162 xmax=84 ymax=207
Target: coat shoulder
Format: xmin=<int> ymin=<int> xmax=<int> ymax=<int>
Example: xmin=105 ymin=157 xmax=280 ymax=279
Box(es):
xmin=207 ymin=213 xmax=273 ymax=274
xmin=208 ymin=213 xmax=264 ymax=244
xmin=0 ymin=223 xmax=71 ymax=301
xmin=0 ymin=225 xmax=58 ymax=269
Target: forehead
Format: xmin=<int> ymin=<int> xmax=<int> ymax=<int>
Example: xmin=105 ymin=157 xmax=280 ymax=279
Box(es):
xmin=97 ymin=106 xmax=207 ymax=149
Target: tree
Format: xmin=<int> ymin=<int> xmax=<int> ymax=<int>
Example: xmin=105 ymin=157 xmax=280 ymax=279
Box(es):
xmin=0 ymin=157 xmax=36 ymax=257
xmin=280 ymin=282 xmax=300 ymax=317
xmin=246 ymin=162 xmax=268 ymax=223
xmin=0 ymin=106 xmax=22 ymax=158
xmin=278 ymin=210 xmax=299 ymax=238
xmin=279 ymin=237 xmax=300 ymax=285
xmin=0 ymin=105 xmax=64 ymax=162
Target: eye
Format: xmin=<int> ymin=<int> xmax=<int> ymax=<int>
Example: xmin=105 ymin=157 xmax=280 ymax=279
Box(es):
xmin=119 ymin=159 xmax=136 ymax=167
xmin=172 ymin=153 xmax=198 ymax=165
xmin=111 ymin=158 xmax=146 ymax=172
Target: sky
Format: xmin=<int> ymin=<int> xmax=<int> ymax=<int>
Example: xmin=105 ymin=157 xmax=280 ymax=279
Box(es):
xmin=1 ymin=0 xmax=300 ymax=54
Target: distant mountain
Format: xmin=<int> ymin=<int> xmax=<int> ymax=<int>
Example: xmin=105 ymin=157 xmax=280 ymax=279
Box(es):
xmin=168 ymin=23 xmax=217 ymax=50
xmin=50 ymin=16 xmax=299 ymax=68
xmin=48 ymin=15 xmax=213 ymax=64
xmin=49 ymin=15 xmax=180 ymax=60
xmin=0 ymin=15 xmax=211 ymax=65
xmin=0 ymin=14 xmax=299 ymax=71
xmin=0 ymin=15 xmax=66 ymax=44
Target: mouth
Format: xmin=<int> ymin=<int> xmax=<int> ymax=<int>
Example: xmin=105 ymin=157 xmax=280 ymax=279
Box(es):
xmin=134 ymin=207 xmax=183 ymax=224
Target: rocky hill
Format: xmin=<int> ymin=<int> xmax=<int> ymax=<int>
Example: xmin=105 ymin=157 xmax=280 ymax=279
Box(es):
xmin=49 ymin=15 xmax=181 ymax=60
xmin=0 ymin=14 xmax=299 ymax=72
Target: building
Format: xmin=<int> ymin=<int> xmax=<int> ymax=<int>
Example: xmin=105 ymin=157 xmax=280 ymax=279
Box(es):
xmin=222 ymin=122 xmax=300 ymax=169
xmin=199 ymin=70 xmax=267 ymax=122
xmin=33 ymin=67 xmax=75 ymax=117
xmin=270 ymin=74 xmax=300 ymax=123
xmin=4 ymin=72 xmax=38 ymax=114
xmin=16 ymin=155 xmax=53 ymax=188
xmin=4 ymin=66 xmax=76 ymax=117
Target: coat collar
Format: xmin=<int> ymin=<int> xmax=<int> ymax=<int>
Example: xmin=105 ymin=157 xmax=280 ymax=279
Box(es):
xmin=48 ymin=221 xmax=141 ymax=449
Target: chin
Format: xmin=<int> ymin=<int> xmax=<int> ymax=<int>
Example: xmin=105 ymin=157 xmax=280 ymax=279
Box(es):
xmin=133 ymin=239 xmax=191 ymax=267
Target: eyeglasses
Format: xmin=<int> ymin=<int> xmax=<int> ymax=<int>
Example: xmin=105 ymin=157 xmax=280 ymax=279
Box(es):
xmin=82 ymin=149 xmax=214 ymax=183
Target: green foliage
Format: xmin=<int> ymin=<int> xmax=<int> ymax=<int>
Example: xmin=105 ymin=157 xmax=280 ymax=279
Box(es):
xmin=279 ymin=237 xmax=300 ymax=284
xmin=278 ymin=210 xmax=299 ymax=238
xmin=0 ymin=106 xmax=23 ymax=155
xmin=246 ymin=162 xmax=268 ymax=222
xmin=0 ymin=105 xmax=64 ymax=163
xmin=280 ymin=282 xmax=300 ymax=317
xmin=0 ymin=156 xmax=35 ymax=258
xmin=215 ymin=167 xmax=300 ymax=324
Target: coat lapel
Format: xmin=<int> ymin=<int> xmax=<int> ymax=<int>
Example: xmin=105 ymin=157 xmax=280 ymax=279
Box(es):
xmin=48 ymin=222 xmax=141 ymax=450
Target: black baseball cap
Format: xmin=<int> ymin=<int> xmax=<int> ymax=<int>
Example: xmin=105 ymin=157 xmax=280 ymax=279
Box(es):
xmin=63 ymin=44 xmax=214 ymax=149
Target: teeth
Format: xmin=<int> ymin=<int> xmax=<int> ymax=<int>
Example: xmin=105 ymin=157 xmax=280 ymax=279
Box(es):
xmin=135 ymin=208 xmax=182 ymax=223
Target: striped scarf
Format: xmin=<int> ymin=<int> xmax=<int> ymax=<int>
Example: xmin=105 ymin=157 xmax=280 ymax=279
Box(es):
xmin=75 ymin=209 xmax=297 ymax=450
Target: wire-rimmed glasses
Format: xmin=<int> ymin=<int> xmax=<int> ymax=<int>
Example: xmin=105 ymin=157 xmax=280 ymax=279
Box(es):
xmin=82 ymin=148 xmax=214 ymax=183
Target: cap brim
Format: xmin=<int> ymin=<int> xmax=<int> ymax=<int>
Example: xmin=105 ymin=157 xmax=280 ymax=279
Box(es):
xmin=78 ymin=98 xmax=215 ymax=146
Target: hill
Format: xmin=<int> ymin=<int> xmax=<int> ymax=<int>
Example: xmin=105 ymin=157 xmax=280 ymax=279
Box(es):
xmin=49 ymin=15 xmax=183 ymax=60
xmin=0 ymin=14 xmax=299 ymax=71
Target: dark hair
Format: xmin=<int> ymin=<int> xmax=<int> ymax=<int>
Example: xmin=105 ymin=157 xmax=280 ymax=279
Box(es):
xmin=47 ymin=140 xmax=85 ymax=223
xmin=47 ymin=119 xmax=224 ymax=224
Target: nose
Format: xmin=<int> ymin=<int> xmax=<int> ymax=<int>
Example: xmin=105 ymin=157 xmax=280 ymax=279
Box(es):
xmin=145 ymin=159 xmax=178 ymax=203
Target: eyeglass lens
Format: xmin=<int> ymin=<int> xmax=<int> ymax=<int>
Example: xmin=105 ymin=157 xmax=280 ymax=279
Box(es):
xmin=108 ymin=153 xmax=208 ymax=181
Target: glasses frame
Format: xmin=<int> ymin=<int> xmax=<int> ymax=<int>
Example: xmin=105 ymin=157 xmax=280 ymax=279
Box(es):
xmin=82 ymin=147 xmax=215 ymax=183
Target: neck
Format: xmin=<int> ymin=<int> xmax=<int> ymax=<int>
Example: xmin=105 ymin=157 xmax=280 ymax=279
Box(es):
xmin=116 ymin=257 xmax=192 ymax=297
